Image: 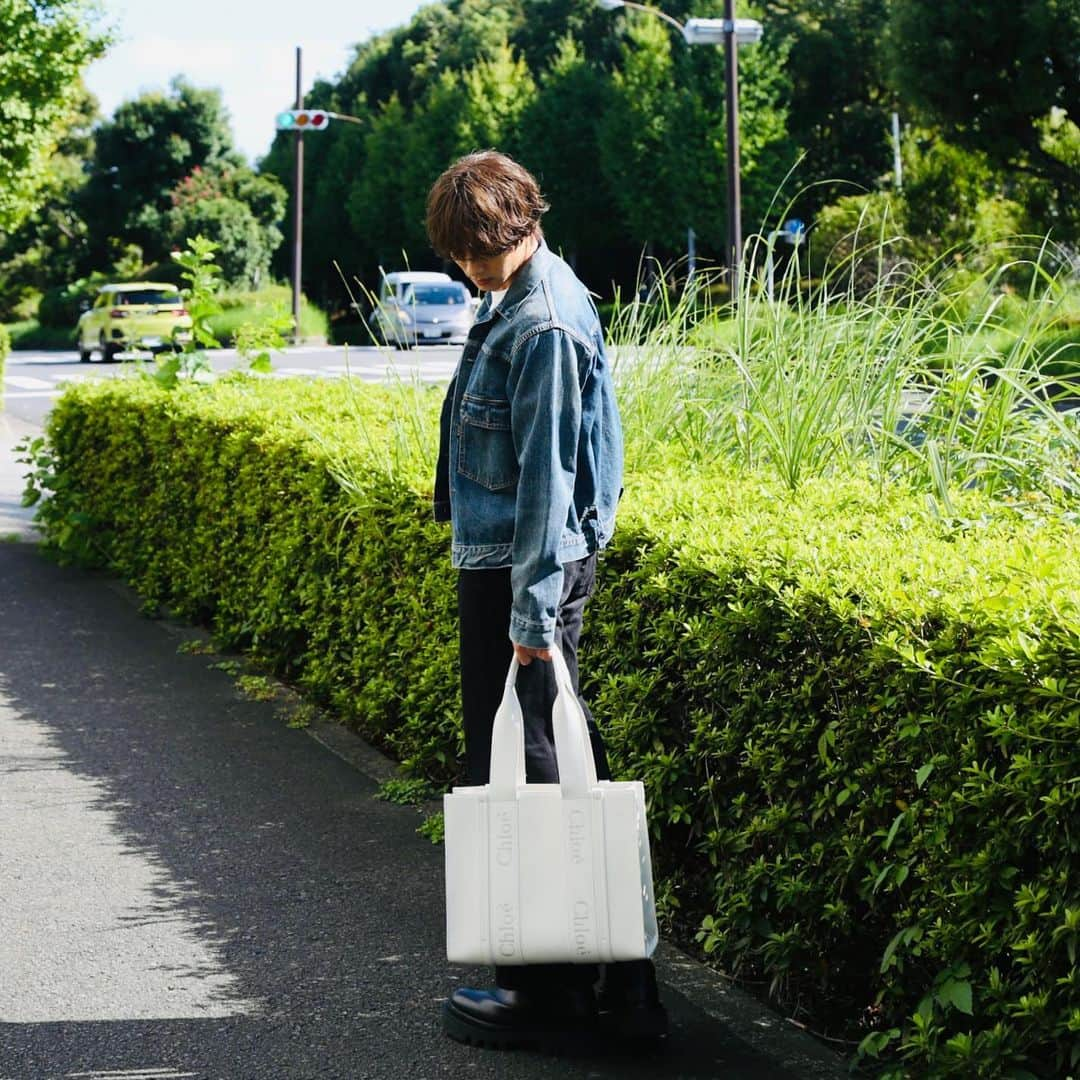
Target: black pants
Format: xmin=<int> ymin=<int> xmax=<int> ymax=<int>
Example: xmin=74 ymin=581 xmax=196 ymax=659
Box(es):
xmin=458 ymin=554 xmax=614 ymax=993
xmin=458 ymin=553 xmax=610 ymax=789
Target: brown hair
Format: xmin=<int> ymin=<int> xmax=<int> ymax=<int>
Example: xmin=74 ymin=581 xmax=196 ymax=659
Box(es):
xmin=425 ymin=151 xmax=549 ymax=260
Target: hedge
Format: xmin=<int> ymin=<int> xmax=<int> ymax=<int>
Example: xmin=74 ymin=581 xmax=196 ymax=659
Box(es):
xmin=34 ymin=375 xmax=1080 ymax=1078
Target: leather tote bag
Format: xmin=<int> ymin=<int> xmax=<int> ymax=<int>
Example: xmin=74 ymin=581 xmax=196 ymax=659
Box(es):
xmin=444 ymin=647 xmax=659 ymax=965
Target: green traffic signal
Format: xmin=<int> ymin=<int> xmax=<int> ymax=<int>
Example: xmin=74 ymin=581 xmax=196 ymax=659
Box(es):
xmin=276 ymin=111 xmax=297 ymax=130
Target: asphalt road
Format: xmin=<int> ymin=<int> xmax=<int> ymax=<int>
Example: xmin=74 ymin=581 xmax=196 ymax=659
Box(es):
xmin=2 ymin=345 xmax=461 ymax=426
xmin=0 ymin=542 xmax=846 ymax=1080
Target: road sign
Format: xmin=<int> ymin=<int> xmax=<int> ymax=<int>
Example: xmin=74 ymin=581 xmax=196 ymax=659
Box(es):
xmin=276 ymin=109 xmax=329 ymax=131
xmin=782 ymin=218 xmax=806 ymax=243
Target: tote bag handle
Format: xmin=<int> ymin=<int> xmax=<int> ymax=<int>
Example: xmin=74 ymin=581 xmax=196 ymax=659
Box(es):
xmin=487 ymin=647 xmax=600 ymax=800
xmin=488 ymin=657 xmax=527 ymax=800
xmin=550 ymin=646 xmax=599 ymax=799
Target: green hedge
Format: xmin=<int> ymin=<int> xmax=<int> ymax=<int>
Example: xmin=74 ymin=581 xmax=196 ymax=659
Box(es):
xmin=36 ymin=376 xmax=1080 ymax=1078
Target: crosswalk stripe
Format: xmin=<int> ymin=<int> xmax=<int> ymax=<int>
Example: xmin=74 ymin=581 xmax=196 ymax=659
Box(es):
xmin=4 ymin=375 xmax=54 ymax=389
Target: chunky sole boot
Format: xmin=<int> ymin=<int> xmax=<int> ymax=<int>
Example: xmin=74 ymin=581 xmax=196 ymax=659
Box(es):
xmin=598 ymin=960 xmax=670 ymax=1042
xmin=442 ymin=987 xmax=599 ymax=1053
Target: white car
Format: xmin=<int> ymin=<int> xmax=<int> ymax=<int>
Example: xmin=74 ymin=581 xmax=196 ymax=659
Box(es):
xmin=370 ymin=271 xmax=474 ymax=349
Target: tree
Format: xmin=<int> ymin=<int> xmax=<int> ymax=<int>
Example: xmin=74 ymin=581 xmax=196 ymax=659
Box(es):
xmin=518 ymin=36 xmax=622 ymax=270
xmin=0 ymin=0 xmax=109 ymax=231
xmin=0 ymin=82 xmax=98 ymax=318
xmin=597 ymin=13 xmax=794 ymax=263
xmin=457 ymin=40 xmax=537 ymax=157
xmin=757 ymin=0 xmax=893 ymax=211
xmin=888 ymin=0 xmax=1080 ymax=192
xmin=346 ymin=95 xmax=415 ymax=271
xmin=166 ymin=166 xmax=287 ymax=288
xmin=78 ymin=77 xmax=243 ymax=267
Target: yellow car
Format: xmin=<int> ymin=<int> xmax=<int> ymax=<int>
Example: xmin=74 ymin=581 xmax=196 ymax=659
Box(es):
xmin=76 ymin=282 xmax=194 ymax=362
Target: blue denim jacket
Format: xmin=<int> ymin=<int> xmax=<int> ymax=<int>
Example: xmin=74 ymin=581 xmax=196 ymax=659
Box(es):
xmin=433 ymin=241 xmax=624 ymax=649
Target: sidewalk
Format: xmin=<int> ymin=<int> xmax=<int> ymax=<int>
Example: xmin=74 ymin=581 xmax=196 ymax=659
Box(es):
xmin=0 ymin=411 xmax=38 ymax=541
xmin=0 ymin=414 xmax=847 ymax=1080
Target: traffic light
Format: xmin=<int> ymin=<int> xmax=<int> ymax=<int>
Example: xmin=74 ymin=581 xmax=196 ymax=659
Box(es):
xmin=276 ymin=109 xmax=329 ymax=131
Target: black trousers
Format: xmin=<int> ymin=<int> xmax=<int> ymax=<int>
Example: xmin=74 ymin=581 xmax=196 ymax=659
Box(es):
xmin=458 ymin=553 xmax=610 ymax=789
xmin=458 ymin=554 xmax=615 ymax=993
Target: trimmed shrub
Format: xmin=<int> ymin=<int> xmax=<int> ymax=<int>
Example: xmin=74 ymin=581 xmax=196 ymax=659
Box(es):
xmin=35 ymin=376 xmax=1080 ymax=1078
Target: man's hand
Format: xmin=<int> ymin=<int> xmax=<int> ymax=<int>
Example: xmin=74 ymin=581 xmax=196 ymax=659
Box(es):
xmin=513 ymin=643 xmax=552 ymax=665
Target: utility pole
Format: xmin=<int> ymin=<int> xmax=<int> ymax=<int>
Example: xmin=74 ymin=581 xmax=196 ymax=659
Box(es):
xmin=724 ymin=0 xmax=742 ymax=299
xmin=291 ymin=46 xmax=303 ymax=345
xmin=892 ymin=111 xmax=903 ymax=190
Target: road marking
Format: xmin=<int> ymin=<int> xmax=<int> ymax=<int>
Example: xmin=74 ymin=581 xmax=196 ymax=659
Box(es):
xmin=3 ymin=375 xmax=54 ymax=389
xmin=66 ymin=1071 xmax=200 ymax=1078
xmin=1 ymin=390 xmax=62 ymax=399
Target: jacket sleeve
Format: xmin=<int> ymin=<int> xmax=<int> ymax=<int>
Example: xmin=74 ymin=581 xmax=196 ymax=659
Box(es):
xmin=505 ymin=326 xmax=586 ymax=649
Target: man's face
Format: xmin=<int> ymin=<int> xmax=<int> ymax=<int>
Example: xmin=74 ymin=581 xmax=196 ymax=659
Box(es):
xmin=454 ymin=232 xmax=538 ymax=293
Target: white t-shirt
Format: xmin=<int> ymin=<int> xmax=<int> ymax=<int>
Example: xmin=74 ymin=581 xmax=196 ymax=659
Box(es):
xmin=487 ymin=288 xmax=507 ymax=310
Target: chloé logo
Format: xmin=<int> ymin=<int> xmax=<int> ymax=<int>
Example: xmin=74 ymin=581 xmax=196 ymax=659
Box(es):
xmin=497 ymin=901 xmax=517 ymax=957
xmin=568 ymin=809 xmax=586 ymax=864
xmin=572 ymin=899 xmax=592 ymax=957
xmin=495 ymin=808 xmax=514 ymax=868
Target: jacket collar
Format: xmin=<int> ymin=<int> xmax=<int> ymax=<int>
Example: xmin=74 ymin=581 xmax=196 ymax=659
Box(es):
xmin=472 ymin=237 xmax=553 ymax=326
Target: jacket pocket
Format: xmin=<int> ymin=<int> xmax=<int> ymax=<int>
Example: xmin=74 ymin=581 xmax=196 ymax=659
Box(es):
xmin=458 ymin=395 xmax=518 ymax=491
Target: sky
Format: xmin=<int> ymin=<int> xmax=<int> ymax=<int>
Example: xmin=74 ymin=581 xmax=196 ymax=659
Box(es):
xmin=83 ymin=0 xmax=433 ymax=165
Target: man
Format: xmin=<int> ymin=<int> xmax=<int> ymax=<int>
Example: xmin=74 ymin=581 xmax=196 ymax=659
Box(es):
xmin=426 ymin=151 xmax=667 ymax=1051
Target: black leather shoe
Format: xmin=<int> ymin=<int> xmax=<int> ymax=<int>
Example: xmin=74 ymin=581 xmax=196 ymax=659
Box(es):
xmin=442 ymin=985 xmax=599 ymax=1052
xmin=598 ymin=960 xmax=669 ymax=1041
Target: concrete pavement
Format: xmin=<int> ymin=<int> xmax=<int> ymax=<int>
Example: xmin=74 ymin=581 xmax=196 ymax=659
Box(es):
xmin=0 ymin=411 xmax=38 ymax=541
xmin=0 ymin=411 xmax=847 ymax=1079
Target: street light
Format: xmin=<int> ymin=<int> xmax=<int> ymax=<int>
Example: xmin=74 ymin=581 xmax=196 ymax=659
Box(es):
xmin=596 ymin=0 xmax=763 ymax=293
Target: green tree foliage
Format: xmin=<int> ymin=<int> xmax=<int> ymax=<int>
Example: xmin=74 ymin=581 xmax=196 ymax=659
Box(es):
xmin=597 ymin=12 xmax=793 ymax=257
xmin=888 ymin=0 xmax=1080 ymax=238
xmin=346 ymin=96 xmax=416 ymax=273
xmin=598 ymin=19 xmax=694 ymax=253
xmin=166 ymin=166 xmax=287 ymax=288
xmin=0 ymin=0 xmax=108 ymax=232
xmin=518 ymin=36 xmax=621 ymax=270
xmin=758 ymin=0 xmax=893 ymax=208
xmin=0 ymin=83 xmax=98 ymax=319
xmin=78 ymin=78 xmax=244 ymax=267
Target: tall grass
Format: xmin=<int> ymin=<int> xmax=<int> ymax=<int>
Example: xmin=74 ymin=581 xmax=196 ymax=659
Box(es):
xmin=609 ymin=223 xmax=1080 ymax=511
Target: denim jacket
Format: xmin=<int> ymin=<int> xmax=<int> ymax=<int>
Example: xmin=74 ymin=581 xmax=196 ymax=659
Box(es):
xmin=433 ymin=240 xmax=624 ymax=649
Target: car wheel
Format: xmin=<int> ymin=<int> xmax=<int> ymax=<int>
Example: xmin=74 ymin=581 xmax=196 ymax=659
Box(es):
xmin=100 ymin=335 xmax=119 ymax=362
xmin=78 ymin=338 xmax=92 ymax=363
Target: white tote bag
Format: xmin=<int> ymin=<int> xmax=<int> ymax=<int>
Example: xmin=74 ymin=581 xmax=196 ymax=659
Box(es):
xmin=444 ymin=647 xmax=659 ymax=965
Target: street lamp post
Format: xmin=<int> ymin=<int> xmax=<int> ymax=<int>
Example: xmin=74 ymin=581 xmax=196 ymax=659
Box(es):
xmin=596 ymin=0 xmax=763 ymax=294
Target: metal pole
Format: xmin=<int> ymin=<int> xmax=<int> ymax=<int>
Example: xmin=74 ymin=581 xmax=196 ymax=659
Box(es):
xmin=291 ymin=46 xmax=304 ymax=345
xmin=892 ymin=111 xmax=903 ymax=190
xmin=724 ymin=0 xmax=742 ymax=302
xmin=687 ymin=226 xmax=696 ymax=283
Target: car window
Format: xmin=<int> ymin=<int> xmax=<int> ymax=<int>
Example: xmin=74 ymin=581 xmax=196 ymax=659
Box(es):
xmin=114 ymin=289 xmax=182 ymax=306
xmin=407 ymin=285 xmax=469 ymax=305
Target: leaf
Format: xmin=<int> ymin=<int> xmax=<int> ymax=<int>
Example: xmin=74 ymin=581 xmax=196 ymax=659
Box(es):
xmin=916 ymin=762 xmax=935 ymax=788
xmin=884 ymin=810 xmax=906 ymax=851
xmin=881 ymin=926 xmax=918 ymax=973
xmin=937 ymin=978 xmax=973 ymax=1015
